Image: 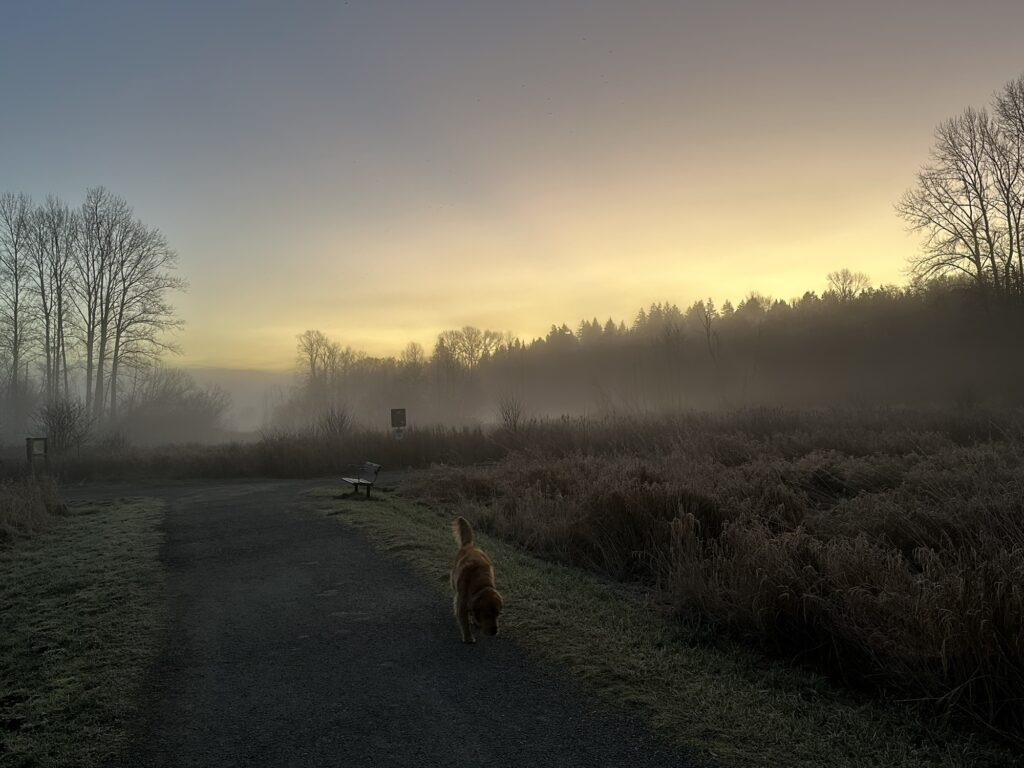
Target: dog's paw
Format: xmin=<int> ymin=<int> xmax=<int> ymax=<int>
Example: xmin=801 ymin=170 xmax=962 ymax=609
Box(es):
xmin=462 ymin=636 xmax=477 ymax=644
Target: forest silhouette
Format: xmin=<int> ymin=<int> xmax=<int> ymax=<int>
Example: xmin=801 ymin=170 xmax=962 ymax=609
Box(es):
xmin=277 ymin=275 xmax=1024 ymax=431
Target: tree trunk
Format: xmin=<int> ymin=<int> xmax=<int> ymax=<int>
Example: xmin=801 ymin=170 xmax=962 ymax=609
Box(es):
xmin=85 ymin=324 xmax=95 ymax=414
xmin=54 ymin=289 xmax=65 ymax=401
xmin=60 ymin=319 xmax=69 ymax=401
xmin=109 ymin=326 xmax=122 ymax=423
xmin=93 ymin=329 xmax=107 ymax=422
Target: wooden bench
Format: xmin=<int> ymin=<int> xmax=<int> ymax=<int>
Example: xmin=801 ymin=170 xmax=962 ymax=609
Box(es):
xmin=341 ymin=462 xmax=382 ymax=498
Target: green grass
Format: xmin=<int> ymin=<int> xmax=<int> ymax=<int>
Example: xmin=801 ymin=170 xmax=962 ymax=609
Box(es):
xmin=306 ymin=487 xmax=1019 ymax=768
xmin=0 ymin=497 xmax=167 ymax=768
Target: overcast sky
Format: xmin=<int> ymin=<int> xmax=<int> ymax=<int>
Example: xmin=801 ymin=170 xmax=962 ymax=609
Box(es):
xmin=3 ymin=1 xmax=1023 ymax=368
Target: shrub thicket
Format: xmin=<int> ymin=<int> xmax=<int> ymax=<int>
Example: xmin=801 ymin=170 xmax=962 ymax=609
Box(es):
xmin=401 ymin=409 xmax=1024 ymax=746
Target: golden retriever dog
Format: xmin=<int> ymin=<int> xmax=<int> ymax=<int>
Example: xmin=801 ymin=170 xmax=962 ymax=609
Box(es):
xmin=450 ymin=516 xmax=503 ymax=643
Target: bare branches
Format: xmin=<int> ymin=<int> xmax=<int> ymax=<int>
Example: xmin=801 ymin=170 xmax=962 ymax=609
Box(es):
xmin=899 ymin=74 xmax=1024 ymax=297
xmin=433 ymin=326 xmax=505 ymax=369
xmin=0 ymin=192 xmax=35 ymax=421
xmin=497 ymin=393 xmax=524 ymax=432
xmin=28 ymin=196 xmax=78 ymax=403
xmin=66 ymin=188 xmax=187 ymax=422
xmin=107 ymin=213 xmax=187 ymax=421
xmin=0 ymin=187 xmax=186 ymax=434
xmin=827 ymin=269 xmax=871 ymax=301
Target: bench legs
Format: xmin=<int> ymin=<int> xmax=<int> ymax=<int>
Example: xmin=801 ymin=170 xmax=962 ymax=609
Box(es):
xmin=343 ymin=482 xmax=374 ymax=499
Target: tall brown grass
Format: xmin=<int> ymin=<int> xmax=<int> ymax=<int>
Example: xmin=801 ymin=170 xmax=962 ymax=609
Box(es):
xmin=402 ymin=411 xmax=1024 ymax=746
xmin=6 ymin=423 xmax=504 ymax=481
xmin=0 ymin=476 xmax=65 ymax=545
xmin=9 ymin=405 xmax=1019 ymax=483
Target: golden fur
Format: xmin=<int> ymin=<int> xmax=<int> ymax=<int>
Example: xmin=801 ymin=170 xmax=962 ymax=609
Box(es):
xmin=450 ymin=516 xmax=503 ymax=643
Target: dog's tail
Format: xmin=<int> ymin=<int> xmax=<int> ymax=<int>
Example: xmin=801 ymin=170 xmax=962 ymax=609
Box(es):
xmin=452 ymin=516 xmax=474 ymax=547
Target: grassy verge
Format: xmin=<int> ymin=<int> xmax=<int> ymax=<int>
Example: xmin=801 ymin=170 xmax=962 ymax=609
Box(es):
xmin=306 ymin=487 xmax=1018 ymax=768
xmin=0 ymin=497 xmax=167 ymax=768
xmin=0 ymin=477 xmax=65 ymax=545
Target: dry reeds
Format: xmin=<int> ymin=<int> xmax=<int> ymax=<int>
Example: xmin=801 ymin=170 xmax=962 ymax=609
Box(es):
xmin=403 ymin=413 xmax=1024 ymax=745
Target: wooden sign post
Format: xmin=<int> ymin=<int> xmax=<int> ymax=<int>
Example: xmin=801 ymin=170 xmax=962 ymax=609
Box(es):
xmin=390 ymin=408 xmax=406 ymax=440
xmin=26 ymin=436 xmax=48 ymax=472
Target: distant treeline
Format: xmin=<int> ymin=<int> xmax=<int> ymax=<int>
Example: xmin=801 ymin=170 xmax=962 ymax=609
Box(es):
xmin=277 ymin=70 xmax=1024 ymax=430
xmin=275 ymin=275 xmax=1024 ymax=429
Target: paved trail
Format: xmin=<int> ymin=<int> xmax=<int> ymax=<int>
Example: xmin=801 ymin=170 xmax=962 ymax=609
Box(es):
xmin=70 ymin=479 xmax=703 ymax=768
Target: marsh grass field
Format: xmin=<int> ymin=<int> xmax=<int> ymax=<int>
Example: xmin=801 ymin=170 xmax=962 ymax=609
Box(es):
xmin=290 ymin=406 xmax=1024 ymax=753
xmin=395 ymin=409 xmax=1024 ymax=751
xmin=1 ymin=406 xmax=1023 ymax=763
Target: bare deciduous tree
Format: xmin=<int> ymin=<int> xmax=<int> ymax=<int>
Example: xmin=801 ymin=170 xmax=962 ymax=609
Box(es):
xmin=827 ymin=268 xmax=871 ymax=301
xmin=993 ymin=76 xmax=1024 ymax=291
xmin=74 ymin=187 xmax=121 ymax=419
xmin=107 ymin=218 xmax=186 ymax=422
xmin=0 ymin=186 xmax=186 ymax=436
xmin=295 ymin=329 xmax=363 ymax=413
xmin=35 ymin=398 xmax=93 ymax=453
xmin=72 ymin=188 xmax=185 ymax=423
xmin=434 ymin=326 xmax=505 ymax=369
xmin=29 ymin=196 xmax=77 ymax=403
xmin=297 ymin=329 xmax=341 ymax=384
xmin=898 ymin=75 xmax=1024 ymax=297
xmin=497 ymin=393 xmax=524 ymax=432
xmin=0 ymin=192 xmax=35 ymax=419
xmin=399 ymin=341 xmax=427 ymax=384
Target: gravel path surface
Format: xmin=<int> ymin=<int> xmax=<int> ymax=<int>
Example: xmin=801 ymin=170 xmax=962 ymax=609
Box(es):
xmin=69 ymin=479 xmax=703 ymax=768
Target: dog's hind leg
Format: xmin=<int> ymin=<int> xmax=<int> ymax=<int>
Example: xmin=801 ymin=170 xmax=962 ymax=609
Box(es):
xmin=455 ymin=600 xmax=475 ymax=644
